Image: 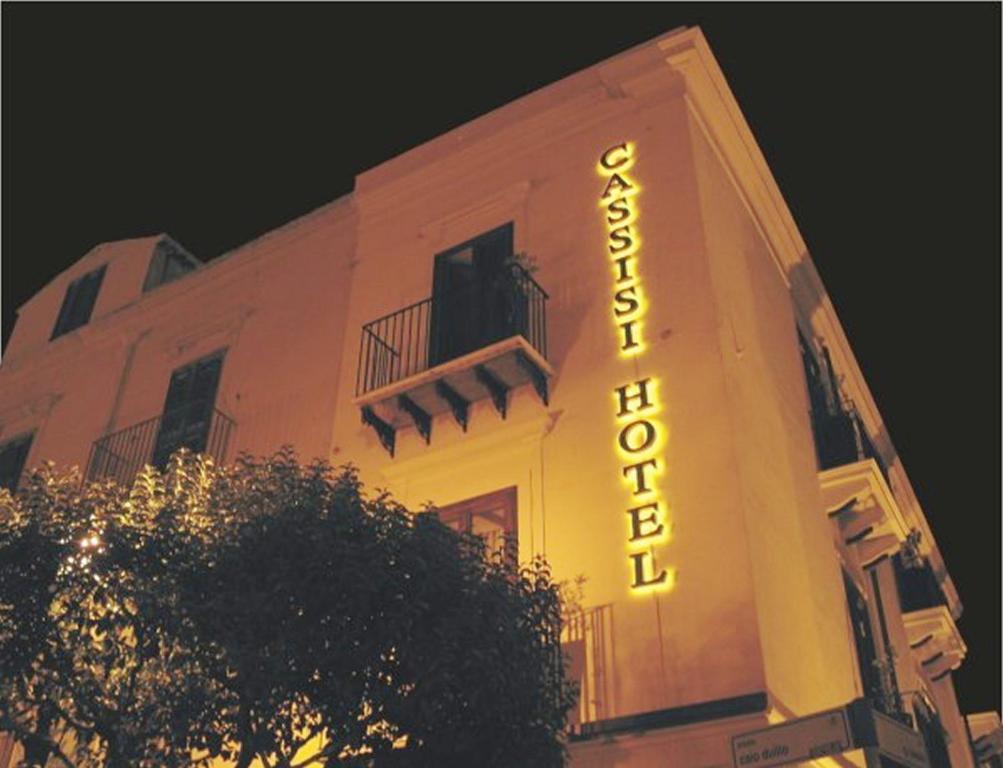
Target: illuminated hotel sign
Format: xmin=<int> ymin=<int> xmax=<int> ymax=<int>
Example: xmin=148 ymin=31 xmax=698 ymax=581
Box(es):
xmin=598 ymin=142 xmax=673 ymax=592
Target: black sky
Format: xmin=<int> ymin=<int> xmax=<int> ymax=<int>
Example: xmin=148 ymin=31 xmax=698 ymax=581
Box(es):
xmin=3 ymin=5 xmax=1000 ymax=715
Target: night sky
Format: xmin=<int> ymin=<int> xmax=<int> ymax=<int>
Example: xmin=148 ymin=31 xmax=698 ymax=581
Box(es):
xmin=3 ymin=6 xmax=999 ymax=715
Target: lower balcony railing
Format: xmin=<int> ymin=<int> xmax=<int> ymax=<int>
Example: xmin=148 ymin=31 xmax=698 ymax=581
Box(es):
xmin=85 ymin=409 xmax=235 ymax=487
xmin=562 ymin=604 xmax=613 ymax=735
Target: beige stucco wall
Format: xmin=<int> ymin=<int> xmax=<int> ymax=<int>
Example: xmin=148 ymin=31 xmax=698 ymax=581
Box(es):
xmin=688 ymin=103 xmax=859 ymax=717
xmin=0 ymin=25 xmax=972 ymax=768
xmin=0 ymin=199 xmax=356 ymax=479
xmin=327 ymin=30 xmax=862 ymax=764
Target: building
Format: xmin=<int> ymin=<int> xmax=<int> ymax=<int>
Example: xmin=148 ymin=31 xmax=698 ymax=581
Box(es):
xmin=0 ymin=27 xmax=992 ymax=768
xmin=968 ymin=713 xmax=1003 ymax=768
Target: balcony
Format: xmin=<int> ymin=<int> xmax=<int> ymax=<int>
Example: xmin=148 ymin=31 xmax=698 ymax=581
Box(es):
xmin=894 ymin=555 xmax=949 ymax=614
xmin=814 ymin=407 xmax=889 ymax=483
xmin=562 ymin=604 xmax=613 ymax=737
xmin=354 ymin=264 xmax=551 ymax=456
xmin=85 ymin=409 xmax=235 ymax=486
xmin=902 ymin=605 xmax=967 ymax=683
xmin=799 ymin=334 xmax=889 ymax=483
xmin=820 ymin=457 xmax=908 ymax=569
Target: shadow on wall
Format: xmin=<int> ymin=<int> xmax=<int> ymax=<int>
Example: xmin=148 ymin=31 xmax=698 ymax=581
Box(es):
xmin=544 ymin=252 xmax=601 ymax=397
xmin=568 ymin=731 xmax=633 ymax=767
xmin=787 ymin=252 xmax=900 ymax=475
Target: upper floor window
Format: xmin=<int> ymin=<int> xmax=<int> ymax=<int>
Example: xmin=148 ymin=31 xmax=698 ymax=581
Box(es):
xmin=435 ymin=487 xmax=517 ymax=560
xmin=51 ymin=265 xmax=106 ymax=339
xmin=0 ymin=432 xmax=33 ymax=492
xmin=152 ymin=351 xmax=225 ymax=467
xmin=143 ymin=240 xmax=198 ymax=292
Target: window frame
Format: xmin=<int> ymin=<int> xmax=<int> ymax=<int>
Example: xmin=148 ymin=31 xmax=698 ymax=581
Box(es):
xmin=434 ymin=486 xmax=518 ymax=558
xmin=51 ymin=265 xmax=107 ymax=340
xmin=0 ymin=431 xmax=34 ymax=492
xmin=428 ymin=222 xmax=516 ymax=366
xmin=151 ymin=350 xmax=226 ymax=468
xmin=143 ymin=241 xmax=199 ymax=293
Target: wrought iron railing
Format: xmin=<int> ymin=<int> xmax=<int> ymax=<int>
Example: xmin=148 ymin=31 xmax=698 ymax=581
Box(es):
xmin=85 ymin=409 xmax=235 ymax=486
xmin=356 ymin=264 xmax=548 ymax=396
xmin=814 ymin=406 xmax=889 ymax=483
xmin=562 ymin=604 xmax=613 ymax=733
xmin=893 ymin=553 xmax=948 ymax=614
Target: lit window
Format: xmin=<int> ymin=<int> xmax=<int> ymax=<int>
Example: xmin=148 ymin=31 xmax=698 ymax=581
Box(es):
xmin=51 ymin=265 xmax=106 ymax=339
xmin=435 ymin=487 xmax=517 ymax=559
xmin=0 ymin=432 xmax=33 ymax=492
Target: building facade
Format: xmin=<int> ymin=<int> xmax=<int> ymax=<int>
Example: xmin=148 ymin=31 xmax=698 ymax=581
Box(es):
xmin=968 ymin=713 xmax=1003 ymax=768
xmin=0 ymin=27 xmax=990 ymax=768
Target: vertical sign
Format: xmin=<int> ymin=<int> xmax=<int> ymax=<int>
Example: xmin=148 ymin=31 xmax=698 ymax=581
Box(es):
xmin=598 ymin=142 xmax=673 ymax=593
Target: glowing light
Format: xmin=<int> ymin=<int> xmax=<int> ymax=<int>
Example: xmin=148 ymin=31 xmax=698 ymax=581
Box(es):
xmin=598 ymin=141 xmax=673 ymax=594
xmin=630 ymin=560 xmax=677 ymax=596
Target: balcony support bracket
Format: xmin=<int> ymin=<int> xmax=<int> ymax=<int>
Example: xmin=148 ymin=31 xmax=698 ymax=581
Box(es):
xmin=475 ymin=365 xmax=509 ymax=419
xmin=361 ymin=406 xmax=396 ymax=457
xmin=435 ymin=381 xmax=469 ymax=432
xmin=398 ymin=395 xmax=431 ymax=444
xmin=515 ymin=350 xmax=549 ymax=406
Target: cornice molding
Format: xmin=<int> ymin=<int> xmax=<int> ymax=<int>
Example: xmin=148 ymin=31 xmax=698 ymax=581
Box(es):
xmin=372 ymin=410 xmax=554 ymax=490
xmin=0 ymin=392 xmax=62 ymax=431
xmin=417 ymin=180 xmax=532 ymax=251
xmin=354 ymin=41 xmax=688 ymax=223
xmin=161 ymin=305 xmax=256 ymax=361
xmin=355 ymin=88 xmax=625 ymax=223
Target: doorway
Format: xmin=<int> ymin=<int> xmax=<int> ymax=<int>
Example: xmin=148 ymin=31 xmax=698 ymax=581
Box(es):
xmin=428 ymin=223 xmax=516 ymax=367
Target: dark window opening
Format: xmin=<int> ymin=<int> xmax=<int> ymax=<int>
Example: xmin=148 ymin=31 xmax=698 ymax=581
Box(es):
xmin=428 ymin=223 xmax=524 ymax=366
xmin=799 ymin=328 xmax=836 ymax=421
xmin=869 ymin=568 xmax=909 ymax=724
xmin=843 ymin=571 xmax=884 ymax=705
xmin=798 ymin=328 xmax=887 ymax=479
xmin=51 ymin=265 xmax=106 ymax=339
xmin=914 ymin=698 xmax=952 ymax=768
xmin=143 ymin=241 xmax=199 ymax=292
xmin=893 ymin=553 xmax=948 ymax=613
xmin=152 ymin=351 xmax=224 ymax=468
xmin=434 ymin=487 xmax=517 ymax=560
xmin=0 ymin=432 xmax=33 ymax=492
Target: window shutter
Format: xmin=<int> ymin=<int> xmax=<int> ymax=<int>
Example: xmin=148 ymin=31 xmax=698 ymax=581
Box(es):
xmin=51 ymin=265 xmax=106 ymax=339
xmin=152 ymin=352 xmax=225 ymax=467
xmin=0 ymin=433 xmax=33 ymax=491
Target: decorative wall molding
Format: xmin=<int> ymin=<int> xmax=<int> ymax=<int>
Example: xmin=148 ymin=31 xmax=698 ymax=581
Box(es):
xmin=0 ymin=392 xmax=62 ymax=435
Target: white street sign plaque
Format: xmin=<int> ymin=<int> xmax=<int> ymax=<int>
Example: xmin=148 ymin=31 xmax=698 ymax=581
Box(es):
xmin=732 ymin=708 xmax=852 ymax=768
xmin=873 ymin=710 xmax=930 ymax=768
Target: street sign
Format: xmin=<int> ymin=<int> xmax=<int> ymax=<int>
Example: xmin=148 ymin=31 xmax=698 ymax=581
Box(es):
xmin=732 ymin=708 xmax=852 ymax=768
xmin=873 ymin=710 xmax=930 ymax=768
xmin=732 ymin=699 xmax=931 ymax=768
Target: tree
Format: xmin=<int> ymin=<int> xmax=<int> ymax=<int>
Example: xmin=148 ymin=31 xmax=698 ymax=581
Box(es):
xmin=0 ymin=450 xmax=576 ymax=767
xmin=0 ymin=457 xmax=230 ymax=768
